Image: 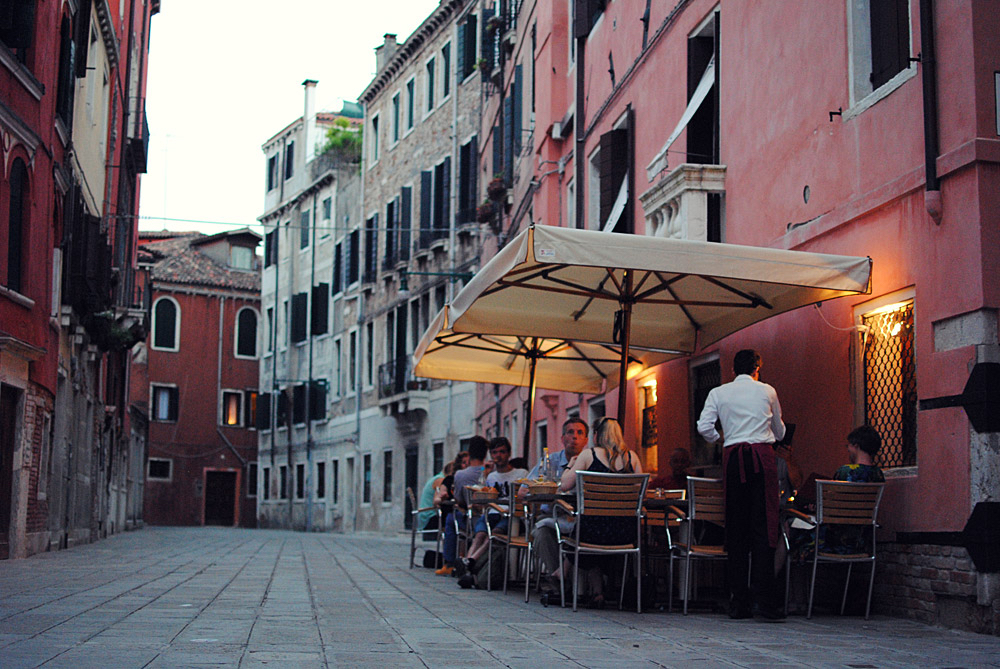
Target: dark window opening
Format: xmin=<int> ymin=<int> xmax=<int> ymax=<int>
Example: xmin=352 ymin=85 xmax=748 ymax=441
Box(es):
xmin=237 ymin=309 xmax=257 ymax=357
xmin=148 ymin=459 xmax=171 ymax=480
xmin=869 ymin=0 xmax=910 ymax=90
xmin=687 ymin=13 xmax=719 ymax=165
xmin=316 ymin=462 xmax=326 ymax=499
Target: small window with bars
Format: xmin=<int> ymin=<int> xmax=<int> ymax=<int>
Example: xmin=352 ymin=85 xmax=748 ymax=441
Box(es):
xmin=862 ymin=301 xmax=916 ymax=468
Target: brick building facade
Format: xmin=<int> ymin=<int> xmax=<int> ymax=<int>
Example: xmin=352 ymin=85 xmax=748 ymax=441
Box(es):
xmin=133 ymin=230 xmax=261 ymax=528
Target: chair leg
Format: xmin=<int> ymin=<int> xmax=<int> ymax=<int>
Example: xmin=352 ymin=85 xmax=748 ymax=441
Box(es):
xmin=784 ymin=553 xmax=791 ymax=616
xmin=523 ymin=541 xmax=532 ymax=603
xmin=683 ymin=552 xmax=692 ymax=615
xmin=502 ymin=542 xmax=512 ymax=595
xmin=667 ymin=555 xmax=674 ymax=613
xmin=487 ymin=542 xmax=493 ymax=592
xmin=572 ymin=548 xmax=580 ymax=612
xmin=636 ymin=553 xmax=642 ymax=614
xmin=559 ymin=546 xmax=566 ymax=609
xmin=840 ymin=563 xmax=853 ymax=615
xmin=619 ymin=555 xmax=628 ymax=611
xmin=865 ymin=559 xmax=876 ymax=620
xmin=807 ymin=555 xmax=819 ymax=619
xmin=409 ymin=525 xmax=416 ymax=569
xmin=436 ymin=527 xmax=444 ymax=570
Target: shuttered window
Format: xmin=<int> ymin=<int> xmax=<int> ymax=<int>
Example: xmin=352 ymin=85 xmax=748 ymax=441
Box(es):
xmin=869 ymin=0 xmax=910 ymax=90
xmin=311 ymin=283 xmax=328 ymax=335
xmin=291 ymin=292 xmax=308 ymax=343
xmin=400 ymin=187 xmax=412 ymax=261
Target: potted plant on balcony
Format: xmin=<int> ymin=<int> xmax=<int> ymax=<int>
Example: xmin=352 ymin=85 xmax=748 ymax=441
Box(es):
xmin=487 ymin=174 xmax=507 ymax=202
xmin=485 ymin=15 xmax=504 ymax=35
xmin=476 ymin=199 xmax=495 ymax=223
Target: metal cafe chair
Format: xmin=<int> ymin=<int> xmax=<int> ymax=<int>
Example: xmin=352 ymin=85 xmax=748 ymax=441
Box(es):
xmin=673 ymin=476 xmax=727 ymax=615
xmin=556 ymin=471 xmax=649 ymax=612
xmin=406 ymin=487 xmax=443 ymax=569
xmin=484 ymin=485 xmax=531 ymax=595
xmin=786 ymin=480 xmax=885 ymax=619
xmin=642 ymin=488 xmax=686 ymax=611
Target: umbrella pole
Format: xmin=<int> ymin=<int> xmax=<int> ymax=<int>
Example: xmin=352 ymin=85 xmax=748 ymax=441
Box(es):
xmin=617 ymin=274 xmax=634 ymax=422
xmin=522 ymin=354 xmax=538 ymax=460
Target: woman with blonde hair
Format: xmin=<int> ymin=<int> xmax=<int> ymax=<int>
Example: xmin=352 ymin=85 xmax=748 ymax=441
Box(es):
xmin=558 ymin=417 xmax=643 ymax=607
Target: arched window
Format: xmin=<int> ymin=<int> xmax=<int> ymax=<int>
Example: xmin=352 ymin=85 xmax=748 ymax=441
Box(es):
xmin=152 ymin=297 xmax=180 ymax=350
xmin=5 ymin=158 xmax=28 ymax=293
xmin=236 ymin=307 xmax=258 ymax=358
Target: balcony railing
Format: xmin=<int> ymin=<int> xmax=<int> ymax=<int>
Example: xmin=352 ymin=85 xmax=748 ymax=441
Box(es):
xmin=379 ymin=356 xmax=410 ymax=399
xmin=638 ymin=164 xmax=726 ymax=241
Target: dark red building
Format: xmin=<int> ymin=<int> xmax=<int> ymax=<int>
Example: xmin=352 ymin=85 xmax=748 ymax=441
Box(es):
xmin=2 ymin=0 xmax=157 ymax=558
xmin=133 ymin=229 xmax=261 ymax=527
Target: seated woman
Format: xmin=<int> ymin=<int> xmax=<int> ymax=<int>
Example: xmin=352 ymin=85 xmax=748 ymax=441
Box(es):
xmin=557 ymin=417 xmax=643 ymax=608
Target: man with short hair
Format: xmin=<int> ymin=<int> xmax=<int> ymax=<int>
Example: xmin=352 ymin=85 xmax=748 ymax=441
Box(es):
xmin=526 ymin=417 xmax=590 ymax=600
xmin=456 ymin=437 xmax=528 ymax=584
xmin=437 ymin=436 xmax=490 ymax=576
xmin=697 ymin=349 xmax=786 ymax=620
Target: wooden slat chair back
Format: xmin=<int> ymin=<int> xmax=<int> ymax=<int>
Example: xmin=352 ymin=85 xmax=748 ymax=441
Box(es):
xmin=677 ymin=477 xmax=727 ymax=615
xmin=558 ymin=471 xmax=650 ymax=612
xmin=807 ymin=480 xmax=886 ymax=619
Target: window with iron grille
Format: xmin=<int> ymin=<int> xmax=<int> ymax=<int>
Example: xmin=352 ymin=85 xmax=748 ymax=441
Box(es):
xmin=862 ymin=301 xmax=916 ymax=468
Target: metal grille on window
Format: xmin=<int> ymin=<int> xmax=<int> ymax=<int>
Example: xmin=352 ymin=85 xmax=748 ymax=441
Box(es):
xmin=863 ymin=302 xmax=916 ymax=468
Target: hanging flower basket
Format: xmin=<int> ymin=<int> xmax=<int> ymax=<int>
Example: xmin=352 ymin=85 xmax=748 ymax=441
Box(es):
xmin=487 ymin=176 xmax=507 ymax=202
xmin=476 ymin=201 xmax=495 ymax=223
xmin=485 ymin=15 xmax=504 ymax=35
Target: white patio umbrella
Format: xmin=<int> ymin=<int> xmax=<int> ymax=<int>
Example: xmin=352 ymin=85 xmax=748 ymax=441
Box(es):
xmin=448 ymin=225 xmax=872 ymax=420
xmin=413 ymin=306 xmax=679 ymax=457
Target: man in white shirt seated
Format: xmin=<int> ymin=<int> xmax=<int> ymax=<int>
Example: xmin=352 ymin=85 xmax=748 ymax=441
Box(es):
xmin=697 ymin=349 xmax=786 ymax=621
xmin=457 ymin=437 xmax=528 ymax=579
xmin=522 ymin=417 xmax=589 ymax=602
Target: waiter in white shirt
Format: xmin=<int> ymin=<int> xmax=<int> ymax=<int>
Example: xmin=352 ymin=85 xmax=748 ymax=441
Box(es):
xmin=697 ymin=349 xmax=786 ymax=620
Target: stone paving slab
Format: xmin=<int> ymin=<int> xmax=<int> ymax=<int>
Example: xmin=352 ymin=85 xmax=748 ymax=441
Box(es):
xmin=0 ymin=527 xmax=998 ymax=667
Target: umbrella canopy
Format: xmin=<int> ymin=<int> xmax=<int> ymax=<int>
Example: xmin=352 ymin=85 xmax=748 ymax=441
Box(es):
xmin=413 ymin=306 xmax=679 ymax=457
xmin=449 ymin=225 xmax=872 ymax=418
xmin=413 ymin=308 xmax=680 ymax=394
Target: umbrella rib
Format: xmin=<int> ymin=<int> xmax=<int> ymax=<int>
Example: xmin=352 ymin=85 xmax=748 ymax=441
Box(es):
xmin=701 ymin=275 xmax=775 ymax=309
xmin=568 ymin=340 xmax=612 ymax=377
xmin=651 ymin=272 xmax=701 ymax=330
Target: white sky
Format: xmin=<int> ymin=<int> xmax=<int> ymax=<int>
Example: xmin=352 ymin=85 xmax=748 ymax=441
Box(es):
xmin=138 ymin=0 xmax=440 ymax=236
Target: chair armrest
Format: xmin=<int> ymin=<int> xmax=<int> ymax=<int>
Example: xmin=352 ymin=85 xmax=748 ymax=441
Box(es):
xmin=412 ymin=505 xmax=438 ymax=514
xmin=552 ymin=498 xmax=576 ymax=517
xmin=784 ymin=508 xmax=813 ymax=522
xmin=485 ymin=502 xmax=507 ymax=515
xmin=667 ymin=505 xmax=687 ymax=520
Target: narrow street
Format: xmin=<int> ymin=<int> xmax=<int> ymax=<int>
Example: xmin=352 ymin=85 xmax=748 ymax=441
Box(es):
xmin=0 ymin=527 xmax=998 ymax=668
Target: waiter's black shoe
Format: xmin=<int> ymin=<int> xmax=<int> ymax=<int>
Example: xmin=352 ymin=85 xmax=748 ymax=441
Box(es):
xmin=728 ymin=602 xmax=752 ymax=619
xmin=756 ymin=605 xmax=787 ymax=622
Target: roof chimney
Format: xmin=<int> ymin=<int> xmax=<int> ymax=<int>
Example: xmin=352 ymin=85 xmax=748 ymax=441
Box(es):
xmin=375 ymin=34 xmax=398 ymax=73
xmin=303 ymin=79 xmax=318 ymax=163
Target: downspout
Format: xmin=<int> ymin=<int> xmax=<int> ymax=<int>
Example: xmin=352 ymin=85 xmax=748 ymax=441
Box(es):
xmin=574 ymin=29 xmax=586 ymax=228
xmin=448 ymin=10 xmax=466 ymax=449
xmin=305 ymin=192 xmax=318 ymax=532
xmin=919 ymin=0 xmax=942 ymax=224
xmin=354 ymin=101 xmax=368 ymax=533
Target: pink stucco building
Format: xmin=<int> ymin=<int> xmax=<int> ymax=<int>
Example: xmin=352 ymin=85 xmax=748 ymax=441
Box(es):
xmin=474 ymin=0 xmax=999 ymax=632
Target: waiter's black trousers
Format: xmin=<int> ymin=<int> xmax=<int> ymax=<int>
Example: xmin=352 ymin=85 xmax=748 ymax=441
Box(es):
xmin=725 ymin=446 xmax=779 ymax=611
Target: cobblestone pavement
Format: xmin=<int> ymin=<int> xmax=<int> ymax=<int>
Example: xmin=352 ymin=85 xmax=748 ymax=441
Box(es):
xmin=0 ymin=527 xmax=998 ymax=668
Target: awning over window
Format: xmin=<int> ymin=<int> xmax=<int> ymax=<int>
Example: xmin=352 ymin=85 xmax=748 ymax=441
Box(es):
xmin=647 ymin=55 xmax=715 ymax=181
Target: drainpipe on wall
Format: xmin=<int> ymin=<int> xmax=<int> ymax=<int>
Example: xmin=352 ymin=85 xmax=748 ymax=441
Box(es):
xmin=305 ymin=190 xmax=318 ymax=532
xmin=354 ymin=101 xmax=367 ymax=533
xmin=574 ymin=30 xmax=586 ymax=228
xmin=920 ymin=0 xmax=942 ymax=224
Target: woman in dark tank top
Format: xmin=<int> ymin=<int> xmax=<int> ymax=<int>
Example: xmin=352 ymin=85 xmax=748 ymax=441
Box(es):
xmin=558 ymin=418 xmax=643 ymax=607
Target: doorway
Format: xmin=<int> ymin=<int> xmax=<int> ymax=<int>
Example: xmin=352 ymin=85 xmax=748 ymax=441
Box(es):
xmin=0 ymin=384 xmax=20 ymax=559
xmin=204 ymin=470 xmax=237 ymax=526
xmin=404 ymin=444 xmax=418 ymax=529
